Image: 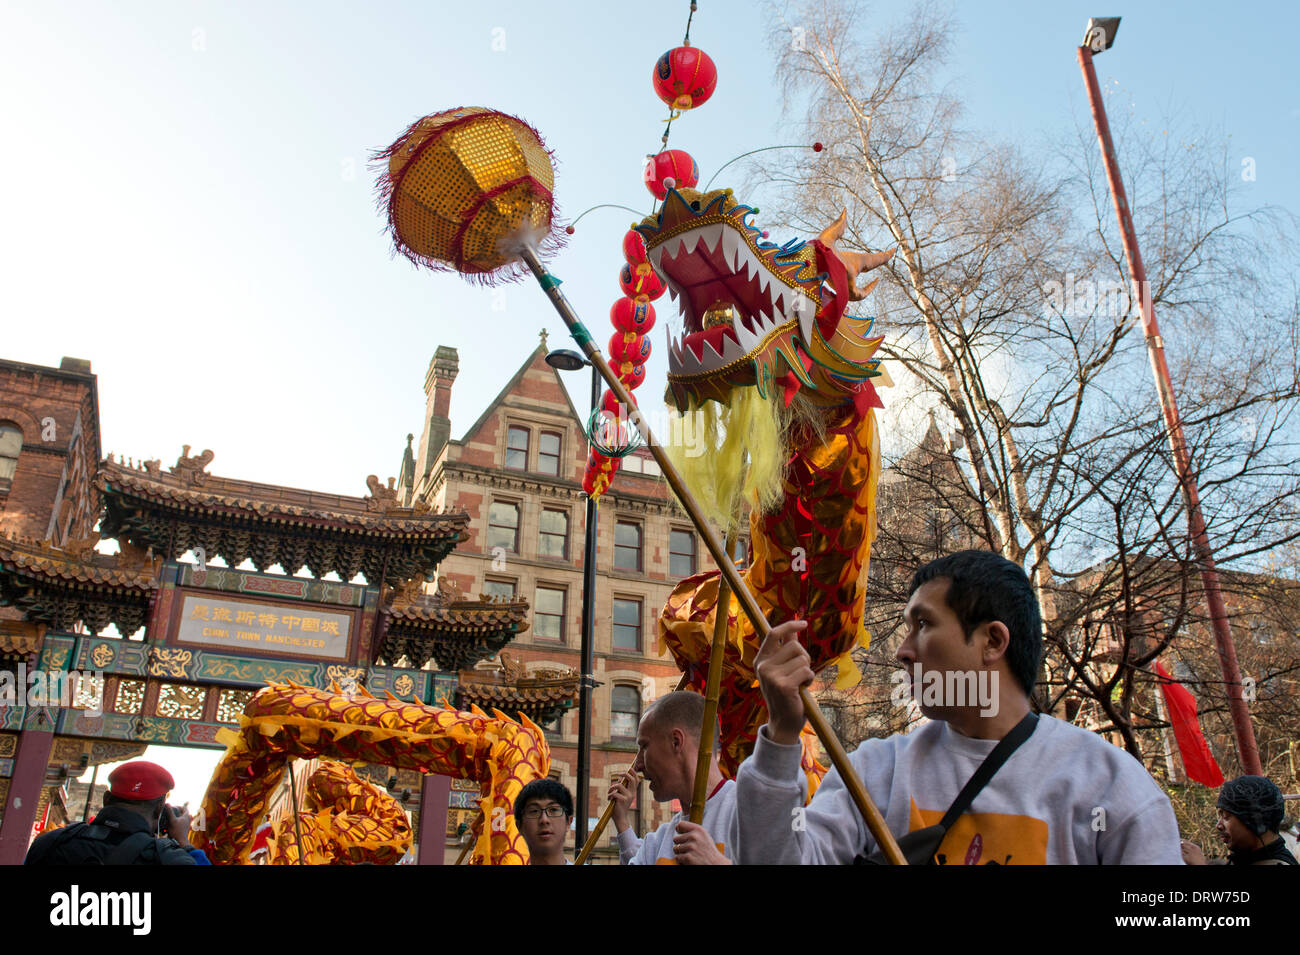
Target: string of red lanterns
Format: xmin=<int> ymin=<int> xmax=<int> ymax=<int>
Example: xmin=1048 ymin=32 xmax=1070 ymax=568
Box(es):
xmin=582 ymin=1 xmax=715 ymax=499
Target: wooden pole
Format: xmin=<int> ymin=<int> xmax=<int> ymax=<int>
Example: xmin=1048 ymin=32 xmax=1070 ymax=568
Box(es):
xmin=454 ymin=837 xmax=475 ymax=865
xmin=520 ymin=245 xmax=906 ymax=865
xmin=454 ymin=808 xmax=484 ymax=865
xmin=688 ymin=529 xmax=737 ymax=824
xmin=574 ymin=798 xmax=617 ymax=866
xmin=288 ymin=762 xmax=306 ymax=866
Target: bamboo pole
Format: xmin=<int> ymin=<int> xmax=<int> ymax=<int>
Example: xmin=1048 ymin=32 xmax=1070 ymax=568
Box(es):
xmin=520 ymin=245 xmax=906 ymax=865
xmin=688 ymin=529 xmax=737 ymax=824
xmin=287 ymin=762 xmax=306 ymax=866
xmin=574 ymin=798 xmax=617 ymax=866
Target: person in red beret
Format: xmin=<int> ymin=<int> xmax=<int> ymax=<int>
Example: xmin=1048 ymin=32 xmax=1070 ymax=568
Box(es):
xmin=24 ymin=759 xmax=211 ymax=865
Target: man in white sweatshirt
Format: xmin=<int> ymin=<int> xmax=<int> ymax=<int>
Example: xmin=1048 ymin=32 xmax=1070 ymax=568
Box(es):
xmin=608 ymin=690 xmax=737 ymax=864
xmin=736 ymin=549 xmax=1183 ymax=865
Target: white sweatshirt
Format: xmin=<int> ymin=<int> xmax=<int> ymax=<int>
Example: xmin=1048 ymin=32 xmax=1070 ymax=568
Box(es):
xmin=617 ymin=780 xmax=740 ymax=864
xmin=736 ymin=716 xmax=1183 ymax=865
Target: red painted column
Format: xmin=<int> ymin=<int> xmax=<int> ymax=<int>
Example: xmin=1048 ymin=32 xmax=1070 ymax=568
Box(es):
xmin=417 ymin=774 xmax=450 ymax=865
xmin=0 ymin=728 xmax=55 ymax=864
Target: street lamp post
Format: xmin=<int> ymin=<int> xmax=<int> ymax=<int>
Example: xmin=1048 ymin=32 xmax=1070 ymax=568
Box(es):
xmin=545 ymin=347 xmax=601 ymax=854
xmin=1077 ymin=16 xmax=1262 ymax=775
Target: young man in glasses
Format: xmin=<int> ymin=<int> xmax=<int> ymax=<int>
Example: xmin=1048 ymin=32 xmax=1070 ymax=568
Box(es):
xmin=515 ymin=778 xmax=575 ymax=865
xmin=736 ymin=550 xmax=1182 ymax=864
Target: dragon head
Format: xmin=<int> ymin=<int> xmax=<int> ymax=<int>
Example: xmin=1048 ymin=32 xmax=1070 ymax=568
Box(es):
xmin=635 ymin=187 xmax=893 ymax=415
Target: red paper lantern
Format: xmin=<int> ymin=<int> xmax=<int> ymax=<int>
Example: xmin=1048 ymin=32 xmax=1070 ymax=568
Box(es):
xmin=653 ymin=46 xmax=718 ymax=111
xmin=609 ymin=331 xmax=652 ymax=365
xmin=643 ymin=149 xmax=698 ymax=200
xmin=618 ymin=361 xmax=647 ymax=390
xmin=623 ymin=229 xmax=649 ymax=266
xmin=601 ymin=388 xmax=635 ymax=417
xmin=610 ymin=297 xmax=657 ymax=334
xmin=619 ymin=263 xmax=665 ymax=302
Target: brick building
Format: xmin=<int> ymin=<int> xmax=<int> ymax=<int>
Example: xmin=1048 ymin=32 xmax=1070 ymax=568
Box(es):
xmin=0 ymin=356 xmax=100 ymax=548
xmin=400 ymin=333 xmax=716 ymax=860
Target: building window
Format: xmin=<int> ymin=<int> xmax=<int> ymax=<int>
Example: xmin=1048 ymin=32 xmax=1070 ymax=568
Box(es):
xmin=538 ymin=508 xmax=569 ymax=560
xmin=669 ymin=528 xmax=696 ymax=577
xmin=506 ymin=426 xmax=530 ymax=471
xmin=487 ymin=501 xmax=520 ymax=552
xmin=483 ymin=578 xmax=516 ymax=601
xmin=0 ymin=422 xmax=22 ymax=481
xmin=614 ymin=521 xmax=642 ymax=572
xmin=611 ymin=684 xmax=641 ymax=740
xmin=612 ymin=597 xmax=642 ymax=652
xmin=538 ymin=430 xmax=562 ymax=476
xmin=534 ymin=585 xmax=566 ymax=642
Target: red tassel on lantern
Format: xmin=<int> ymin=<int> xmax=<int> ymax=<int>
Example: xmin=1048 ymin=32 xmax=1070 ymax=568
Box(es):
xmin=653 ymin=47 xmax=718 ymax=111
xmin=644 ymin=149 xmax=699 ymax=200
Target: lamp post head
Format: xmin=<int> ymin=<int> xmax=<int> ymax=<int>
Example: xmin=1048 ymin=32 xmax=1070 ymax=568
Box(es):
xmin=546 ymin=349 xmax=590 ymax=372
xmin=1083 ymin=17 xmax=1121 ymax=54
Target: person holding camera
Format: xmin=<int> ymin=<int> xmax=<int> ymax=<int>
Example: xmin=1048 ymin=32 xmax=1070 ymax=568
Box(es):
xmin=24 ymin=760 xmax=210 ymax=865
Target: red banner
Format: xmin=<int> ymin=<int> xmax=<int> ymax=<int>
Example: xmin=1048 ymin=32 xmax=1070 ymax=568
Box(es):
xmin=1155 ymin=660 xmax=1225 ymax=787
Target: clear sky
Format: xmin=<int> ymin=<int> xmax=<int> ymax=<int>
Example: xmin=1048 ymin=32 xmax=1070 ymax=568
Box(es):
xmin=6 ymin=0 xmax=1297 ymax=808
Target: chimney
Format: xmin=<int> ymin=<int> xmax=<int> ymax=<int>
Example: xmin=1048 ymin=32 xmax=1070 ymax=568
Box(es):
xmin=419 ymin=346 xmax=459 ymax=477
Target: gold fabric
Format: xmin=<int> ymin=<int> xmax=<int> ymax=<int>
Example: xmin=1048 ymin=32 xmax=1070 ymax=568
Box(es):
xmin=387 ymin=108 xmax=554 ymax=274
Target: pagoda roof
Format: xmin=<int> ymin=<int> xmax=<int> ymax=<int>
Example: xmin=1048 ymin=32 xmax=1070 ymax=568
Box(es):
xmin=457 ymin=654 xmax=578 ymax=725
xmin=377 ymin=581 xmax=529 ymax=670
xmin=97 ymin=450 xmax=470 ymax=585
xmin=0 ymin=534 xmax=158 ymax=635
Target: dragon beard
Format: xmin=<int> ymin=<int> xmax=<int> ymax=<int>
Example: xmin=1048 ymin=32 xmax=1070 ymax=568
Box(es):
xmin=666 ymin=390 xmax=828 ymax=537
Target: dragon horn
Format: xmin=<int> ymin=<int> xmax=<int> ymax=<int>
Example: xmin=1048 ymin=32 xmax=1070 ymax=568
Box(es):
xmin=817 ymin=209 xmax=849 ymax=247
xmin=842 ymin=248 xmax=896 ymax=301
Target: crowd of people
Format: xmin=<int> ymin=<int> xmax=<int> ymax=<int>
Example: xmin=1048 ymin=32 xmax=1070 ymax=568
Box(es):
xmin=23 ymin=550 xmax=1296 ymax=866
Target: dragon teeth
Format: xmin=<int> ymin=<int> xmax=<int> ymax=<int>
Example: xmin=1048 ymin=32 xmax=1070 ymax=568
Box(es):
xmin=701 ymin=336 xmax=728 ymax=365
xmin=790 ymin=293 xmax=817 ymax=343
xmin=700 ymin=223 xmax=725 ymax=255
xmin=722 ymin=228 xmax=743 ymax=271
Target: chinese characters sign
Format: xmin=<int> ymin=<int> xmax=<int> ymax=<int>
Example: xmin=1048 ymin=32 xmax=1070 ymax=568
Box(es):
xmin=175 ymin=593 xmax=354 ymax=661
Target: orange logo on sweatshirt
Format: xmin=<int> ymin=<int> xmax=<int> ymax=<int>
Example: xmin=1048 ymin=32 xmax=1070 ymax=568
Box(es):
xmin=908 ymin=798 xmax=1048 ymax=865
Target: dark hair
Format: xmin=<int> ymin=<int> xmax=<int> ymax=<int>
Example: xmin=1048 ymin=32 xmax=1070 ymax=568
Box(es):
xmin=910 ymin=550 xmax=1043 ymax=694
xmin=514 ymin=778 xmax=573 ymax=822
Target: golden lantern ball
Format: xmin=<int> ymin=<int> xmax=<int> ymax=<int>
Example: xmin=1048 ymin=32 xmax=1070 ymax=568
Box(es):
xmin=374 ymin=107 xmax=564 ymax=283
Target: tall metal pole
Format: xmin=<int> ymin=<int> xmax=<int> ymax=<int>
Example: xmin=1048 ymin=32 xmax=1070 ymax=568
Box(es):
xmin=574 ymin=361 xmax=599 ymax=854
xmin=1078 ymin=36 xmax=1261 ymax=776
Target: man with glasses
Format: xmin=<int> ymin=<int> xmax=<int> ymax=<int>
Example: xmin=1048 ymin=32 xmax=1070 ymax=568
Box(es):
xmin=514 ymin=778 xmax=574 ymax=865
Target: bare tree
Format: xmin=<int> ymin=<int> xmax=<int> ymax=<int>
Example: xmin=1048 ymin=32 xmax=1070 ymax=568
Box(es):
xmin=767 ymin=0 xmax=1300 ymax=761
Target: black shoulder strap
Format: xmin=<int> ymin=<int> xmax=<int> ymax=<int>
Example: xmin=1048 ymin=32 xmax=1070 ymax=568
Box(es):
xmin=105 ymin=831 xmax=162 ymax=866
xmin=937 ymin=712 xmax=1038 ymax=832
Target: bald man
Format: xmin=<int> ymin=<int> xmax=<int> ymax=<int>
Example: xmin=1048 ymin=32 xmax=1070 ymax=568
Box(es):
xmin=608 ymin=691 xmax=737 ymax=864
